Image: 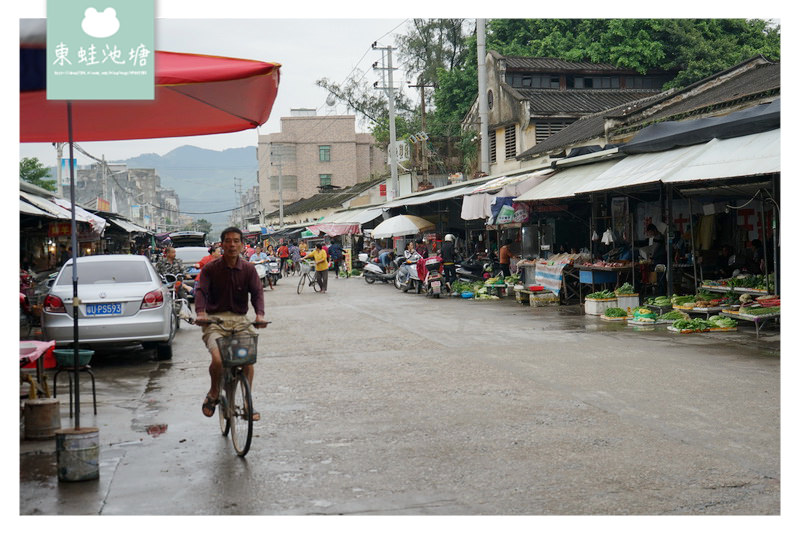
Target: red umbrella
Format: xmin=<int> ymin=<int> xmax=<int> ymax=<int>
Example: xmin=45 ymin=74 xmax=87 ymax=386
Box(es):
xmin=21 ymin=50 xmax=280 ymax=142
xmin=20 ymin=23 xmax=281 ymax=428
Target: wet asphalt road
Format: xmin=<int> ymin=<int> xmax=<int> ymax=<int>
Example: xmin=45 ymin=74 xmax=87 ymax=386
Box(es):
xmin=20 ymin=274 xmax=780 ymax=515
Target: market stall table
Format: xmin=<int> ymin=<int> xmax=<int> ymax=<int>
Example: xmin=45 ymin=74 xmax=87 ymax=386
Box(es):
xmin=20 ymin=340 xmax=55 ymax=399
xmin=577 ymin=265 xmax=632 ymax=302
xmin=719 ymin=310 xmax=780 ymax=338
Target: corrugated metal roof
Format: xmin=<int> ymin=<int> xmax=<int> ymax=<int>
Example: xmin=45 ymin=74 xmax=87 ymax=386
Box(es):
xmin=515 ymin=160 xmax=620 ymax=201
xmin=516 ymin=89 xmax=662 ymax=116
xmin=504 ymin=57 xmax=628 ymax=72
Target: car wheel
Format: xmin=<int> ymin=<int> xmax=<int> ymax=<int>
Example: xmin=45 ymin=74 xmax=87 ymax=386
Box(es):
xmin=155 ymin=342 xmax=173 ymax=360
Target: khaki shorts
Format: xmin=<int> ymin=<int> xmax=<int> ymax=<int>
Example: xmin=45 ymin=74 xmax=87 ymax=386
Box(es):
xmin=201 ymin=312 xmax=257 ymax=353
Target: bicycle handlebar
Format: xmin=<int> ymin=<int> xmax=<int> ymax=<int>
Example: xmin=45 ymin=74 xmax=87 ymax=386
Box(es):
xmin=193 ymin=316 xmax=270 ymax=329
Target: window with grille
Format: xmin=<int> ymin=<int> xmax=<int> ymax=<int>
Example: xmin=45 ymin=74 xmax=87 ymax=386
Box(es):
xmin=319 ymin=145 xmax=331 ymax=162
xmin=534 ymin=121 xmax=570 ymax=143
xmin=489 ymin=130 xmax=496 ymax=163
xmin=269 ymin=175 xmax=297 ymax=191
xmin=320 ymin=174 xmax=332 ymax=187
xmin=505 ymin=127 xmax=516 ymax=158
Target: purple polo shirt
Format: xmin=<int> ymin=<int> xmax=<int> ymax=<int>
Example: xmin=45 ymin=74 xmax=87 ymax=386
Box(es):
xmin=194 ymin=256 xmax=265 ymax=316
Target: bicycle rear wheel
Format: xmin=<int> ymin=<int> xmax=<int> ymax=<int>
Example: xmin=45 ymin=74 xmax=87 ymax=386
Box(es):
xmin=218 ymin=388 xmax=230 ymax=436
xmin=230 ymin=373 xmax=254 ymax=456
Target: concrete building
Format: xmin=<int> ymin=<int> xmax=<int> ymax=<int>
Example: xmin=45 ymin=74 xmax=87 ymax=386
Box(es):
xmin=257 ymin=110 xmax=386 ymax=214
xmin=463 ymin=52 xmax=676 ymax=176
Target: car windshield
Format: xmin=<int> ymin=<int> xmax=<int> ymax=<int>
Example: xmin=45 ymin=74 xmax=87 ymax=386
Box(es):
xmin=57 ymin=261 xmax=153 ymax=285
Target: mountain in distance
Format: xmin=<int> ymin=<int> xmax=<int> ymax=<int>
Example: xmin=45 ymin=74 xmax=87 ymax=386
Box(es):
xmin=120 ymin=145 xmax=258 ymax=236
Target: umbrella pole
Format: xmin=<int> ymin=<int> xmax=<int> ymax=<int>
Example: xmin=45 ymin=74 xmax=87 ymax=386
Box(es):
xmin=68 ymin=101 xmax=81 ymax=429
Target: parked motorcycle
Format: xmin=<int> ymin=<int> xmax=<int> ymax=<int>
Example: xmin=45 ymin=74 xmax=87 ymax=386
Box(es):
xmin=455 ymin=253 xmax=498 ymax=282
xmin=162 ymin=273 xmax=192 ymax=329
xmin=363 ymin=256 xmax=397 ymax=284
xmin=423 ymin=256 xmax=447 ymax=298
xmin=394 ymin=255 xmax=422 ymax=293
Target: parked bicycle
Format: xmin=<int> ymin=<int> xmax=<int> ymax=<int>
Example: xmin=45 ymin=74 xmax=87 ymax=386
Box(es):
xmin=297 ymin=260 xmax=320 ymax=294
xmin=193 ymin=316 xmax=269 ymax=457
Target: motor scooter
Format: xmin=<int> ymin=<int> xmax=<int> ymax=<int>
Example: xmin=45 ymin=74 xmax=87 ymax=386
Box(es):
xmin=363 ymin=256 xmax=397 ymax=284
xmin=266 ymin=255 xmax=281 ymax=286
xmin=394 ymin=255 xmax=422 ymax=293
xmin=423 ymin=256 xmax=447 ymax=298
xmin=251 ymin=259 xmax=268 ymax=288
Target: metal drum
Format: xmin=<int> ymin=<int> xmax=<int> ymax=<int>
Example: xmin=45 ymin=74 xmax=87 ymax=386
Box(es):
xmin=23 ymin=398 xmax=61 ymax=439
xmin=55 ymin=427 xmax=100 ymax=482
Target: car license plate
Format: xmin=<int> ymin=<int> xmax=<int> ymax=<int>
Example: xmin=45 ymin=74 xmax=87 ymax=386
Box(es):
xmin=85 ymin=302 xmax=123 ymax=316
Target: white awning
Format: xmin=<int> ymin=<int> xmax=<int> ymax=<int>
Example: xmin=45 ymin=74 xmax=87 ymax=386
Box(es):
xmin=572 ymin=142 xmax=710 ymax=195
xmin=320 ymin=206 xmax=385 ymax=225
xmin=662 ymin=129 xmax=780 ymax=184
xmin=381 ymin=182 xmax=485 ymax=208
xmin=469 ymin=168 xmax=553 ymax=195
xmin=20 ymin=198 xmax=55 ymax=217
xmin=515 ymin=160 xmax=620 ymax=201
xmin=108 ymin=217 xmax=150 ymax=233
xmin=19 ymin=191 xmax=73 ymax=219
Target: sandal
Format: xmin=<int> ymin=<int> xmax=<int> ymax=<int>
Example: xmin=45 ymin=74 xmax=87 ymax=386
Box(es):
xmin=202 ymin=394 xmax=219 ymax=417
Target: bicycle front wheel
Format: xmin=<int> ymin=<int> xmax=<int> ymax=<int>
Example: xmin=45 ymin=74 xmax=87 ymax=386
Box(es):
xmin=230 ymin=373 xmax=254 ymax=456
xmin=218 ymin=388 xmax=230 ymax=436
xmin=297 ymin=273 xmax=306 ymax=294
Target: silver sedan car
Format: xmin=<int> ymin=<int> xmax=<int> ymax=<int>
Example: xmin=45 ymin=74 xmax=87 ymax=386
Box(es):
xmin=41 ymin=255 xmax=176 ymax=360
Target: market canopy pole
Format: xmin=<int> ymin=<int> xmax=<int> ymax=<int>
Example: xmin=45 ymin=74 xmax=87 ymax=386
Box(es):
xmin=67 ymin=101 xmax=81 ymax=429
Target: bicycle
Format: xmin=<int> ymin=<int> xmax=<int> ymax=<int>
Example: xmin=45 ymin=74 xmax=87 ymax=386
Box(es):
xmin=297 ymin=260 xmax=320 ymax=294
xmin=194 ymin=316 xmax=269 ymax=457
xmin=283 ymin=258 xmax=295 ymax=277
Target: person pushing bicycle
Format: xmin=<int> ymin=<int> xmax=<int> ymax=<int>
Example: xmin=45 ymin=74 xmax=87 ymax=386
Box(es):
xmin=194 ymin=226 xmax=268 ymax=420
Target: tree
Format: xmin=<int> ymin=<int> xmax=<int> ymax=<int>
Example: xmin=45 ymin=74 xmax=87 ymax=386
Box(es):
xmin=486 ymin=19 xmax=780 ymax=88
xmin=316 ymin=70 xmax=417 ymax=146
xmin=20 ymin=157 xmax=56 ymax=192
xmin=396 ymin=18 xmax=474 ymax=87
xmin=183 ymin=218 xmax=212 ymax=234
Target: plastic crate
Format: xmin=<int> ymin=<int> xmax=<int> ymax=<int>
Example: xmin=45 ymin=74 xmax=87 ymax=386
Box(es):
xmin=216 ymin=334 xmax=258 ymax=367
xmin=530 ymin=291 xmax=559 ymax=307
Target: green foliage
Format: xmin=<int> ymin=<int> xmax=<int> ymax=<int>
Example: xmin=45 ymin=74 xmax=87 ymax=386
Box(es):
xmin=20 ymin=157 xmax=56 ymax=192
xmin=183 ymin=218 xmax=212 ymax=234
xmin=485 ymin=18 xmax=780 ymax=87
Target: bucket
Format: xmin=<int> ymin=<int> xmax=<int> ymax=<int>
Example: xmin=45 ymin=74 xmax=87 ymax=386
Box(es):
xmin=55 ymin=427 xmax=100 ymax=482
xmin=23 ymin=398 xmax=61 ymax=439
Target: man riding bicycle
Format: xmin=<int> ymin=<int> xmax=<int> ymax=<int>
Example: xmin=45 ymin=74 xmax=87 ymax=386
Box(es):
xmin=194 ymin=226 xmax=268 ymax=420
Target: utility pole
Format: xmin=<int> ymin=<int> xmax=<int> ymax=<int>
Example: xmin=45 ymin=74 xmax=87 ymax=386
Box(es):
xmin=233 ymin=177 xmax=242 ymax=228
xmin=270 ymin=144 xmax=285 ymax=229
xmin=372 ymin=42 xmax=399 ymax=200
xmin=54 ymin=142 xmax=65 ymax=198
xmin=408 ymin=81 xmax=436 ymax=185
xmin=477 ymin=19 xmax=490 ymax=176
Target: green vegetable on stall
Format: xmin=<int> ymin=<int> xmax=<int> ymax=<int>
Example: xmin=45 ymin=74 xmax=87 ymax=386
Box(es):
xmin=615 ymin=283 xmax=635 ymax=295
xmin=586 ymin=290 xmax=616 ymax=299
xmin=604 ymin=307 xmax=628 ymax=318
xmin=708 ymin=315 xmax=738 ymax=328
xmin=661 ymin=310 xmax=689 ymax=321
xmin=741 ymin=306 xmax=780 ymax=316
